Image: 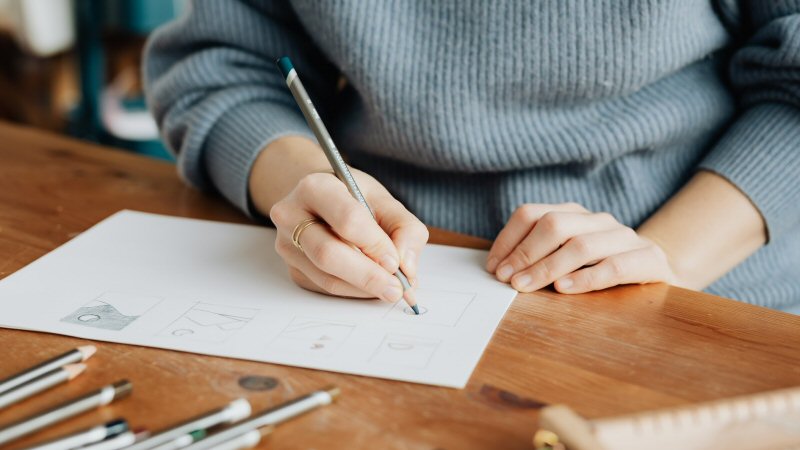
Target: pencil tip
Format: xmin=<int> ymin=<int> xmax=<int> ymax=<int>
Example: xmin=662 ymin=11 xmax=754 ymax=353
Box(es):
xmin=325 ymin=385 xmax=341 ymax=399
xmin=411 ymin=304 xmax=420 ymax=315
xmin=78 ymin=345 xmax=97 ymax=361
xmin=64 ymin=363 xmax=87 ymax=379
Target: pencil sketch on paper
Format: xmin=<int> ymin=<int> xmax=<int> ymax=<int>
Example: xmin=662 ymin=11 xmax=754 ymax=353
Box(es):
xmin=384 ymin=288 xmax=475 ymax=327
xmin=60 ymin=291 xmax=162 ymax=331
xmin=369 ymin=334 xmax=441 ymax=369
xmin=159 ymin=302 xmax=259 ymax=343
xmin=269 ymin=317 xmax=355 ymax=356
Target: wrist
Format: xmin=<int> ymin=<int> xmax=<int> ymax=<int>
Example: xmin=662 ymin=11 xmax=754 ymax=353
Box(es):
xmin=248 ymin=135 xmax=330 ymax=216
xmin=637 ymin=231 xmax=682 ymax=287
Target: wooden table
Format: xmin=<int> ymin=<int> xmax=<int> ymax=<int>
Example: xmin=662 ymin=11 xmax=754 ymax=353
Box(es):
xmin=1 ymin=121 xmax=799 ymax=450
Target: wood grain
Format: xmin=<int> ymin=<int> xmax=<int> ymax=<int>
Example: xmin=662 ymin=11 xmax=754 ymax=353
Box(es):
xmin=0 ymin=121 xmax=799 ymax=449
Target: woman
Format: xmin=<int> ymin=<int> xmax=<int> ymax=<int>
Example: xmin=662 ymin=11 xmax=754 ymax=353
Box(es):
xmin=144 ymin=1 xmax=800 ymax=310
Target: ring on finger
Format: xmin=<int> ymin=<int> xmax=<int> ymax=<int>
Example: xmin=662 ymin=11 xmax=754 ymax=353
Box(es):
xmin=291 ymin=218 xmax=323 ymax=253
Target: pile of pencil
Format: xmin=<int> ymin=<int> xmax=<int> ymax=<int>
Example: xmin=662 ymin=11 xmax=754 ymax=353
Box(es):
xmin=0 ymin=345 xmax=339 ymax=449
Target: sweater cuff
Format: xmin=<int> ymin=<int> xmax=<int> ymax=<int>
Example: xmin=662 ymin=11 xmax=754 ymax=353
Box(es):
xmin=203 ymin=101 xmax=314 ymax=217
xmin=698 ymin=103 xmax=800 ymax=241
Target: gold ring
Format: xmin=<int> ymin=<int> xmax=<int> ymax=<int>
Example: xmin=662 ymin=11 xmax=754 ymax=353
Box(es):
xmin=291 ymin=218 xmax=321 ymax=253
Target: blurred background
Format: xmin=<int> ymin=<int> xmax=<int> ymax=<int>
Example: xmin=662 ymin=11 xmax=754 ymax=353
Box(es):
xmin=0 ymin=0 xmax=186 ymax=161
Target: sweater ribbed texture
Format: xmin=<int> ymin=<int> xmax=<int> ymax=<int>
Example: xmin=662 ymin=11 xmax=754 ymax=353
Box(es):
xmin=144 ymin=0 xmax=800 ymax=310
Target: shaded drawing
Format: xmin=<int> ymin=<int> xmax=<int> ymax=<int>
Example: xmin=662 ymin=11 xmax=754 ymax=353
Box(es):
xmin=369 ymin=334 xmax=441 ymax=369
xmin=269 ymin=317 xmax=355 ymax=356
xmin=61 ymin=292 xmax=162 ymax=331
xmin=384 ymin=288 xmax=475 ymax=327
xmin=160 ymin=302 xmax=259 ymax=342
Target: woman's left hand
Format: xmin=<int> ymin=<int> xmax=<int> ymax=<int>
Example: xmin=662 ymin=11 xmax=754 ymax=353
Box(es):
xmin=486 ymin=203 xmax=676 ymax=293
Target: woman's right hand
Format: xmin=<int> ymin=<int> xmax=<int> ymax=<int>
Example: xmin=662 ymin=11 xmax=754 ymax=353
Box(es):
xmin=250 ymin=136 xmax=428 ymax=302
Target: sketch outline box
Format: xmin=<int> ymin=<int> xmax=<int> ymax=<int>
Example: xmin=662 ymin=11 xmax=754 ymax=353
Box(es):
xmin=61 ymin=291 xmax=162 ymax=331
xmin=159 ymin=302 xmax=259 ymax=343
xmin=268 ymin=316 xmax=356 ymax=356
xmin=369 ymin=334 xmax=442 ymax=369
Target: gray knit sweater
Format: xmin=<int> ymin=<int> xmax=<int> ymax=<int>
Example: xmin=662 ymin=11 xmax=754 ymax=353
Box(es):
xmin=144 ymin=1 xmax=800 ymax=311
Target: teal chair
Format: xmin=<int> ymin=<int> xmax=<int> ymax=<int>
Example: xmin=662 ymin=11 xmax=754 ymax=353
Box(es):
xmin=72 ymin=0 xmax=185 ymax=161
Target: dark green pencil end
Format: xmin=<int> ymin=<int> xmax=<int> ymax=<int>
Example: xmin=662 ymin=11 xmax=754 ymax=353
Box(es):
xmin=411 ymin=304 xmax=420 ymax=315
xmin=276 ymin=56 xmax=294 ymax=79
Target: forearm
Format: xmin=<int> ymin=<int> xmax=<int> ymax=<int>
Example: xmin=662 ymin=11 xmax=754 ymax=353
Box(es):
xmin=248 ymin=136 xmax=332 ymax=217
xmin=637 ymin=171 xmax=766 ymax=290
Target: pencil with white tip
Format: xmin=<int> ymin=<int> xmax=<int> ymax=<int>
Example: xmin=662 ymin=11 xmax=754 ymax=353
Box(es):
xmin=0 ymin=364 xmax=86 ymax=410
xmin=0 ymin=345 xmax=96 ymax=395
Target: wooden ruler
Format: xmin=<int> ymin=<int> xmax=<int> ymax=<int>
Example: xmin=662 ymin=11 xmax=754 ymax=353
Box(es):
xmin=537 ymin=386 xmax=800 ymax=450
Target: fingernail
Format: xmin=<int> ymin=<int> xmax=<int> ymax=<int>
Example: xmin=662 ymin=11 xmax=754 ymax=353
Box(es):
xmin=380 ymin=254 xmax=399 ymax=272
xmin=512 ymin=274 xmax=533 ymax=291
xmin=497 ymin=264 xmax=514 ymax=281
xmin=558 ymin=278 xmax=573 ymax=290
xmin=487 ymin=257 xmax=498 ymax=271
xmin=382 ymin=284 xmax=403 ymax=302
xmin=403 ymin=250 xmax=416 ymax=274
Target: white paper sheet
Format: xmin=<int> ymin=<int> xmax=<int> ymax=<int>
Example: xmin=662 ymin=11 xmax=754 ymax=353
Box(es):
xmin=0 ymin=211 xmax=517 ymax=388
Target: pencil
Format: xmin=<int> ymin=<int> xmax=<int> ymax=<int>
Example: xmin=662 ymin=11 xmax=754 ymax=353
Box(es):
xmin=25 ymin=419 xmax=129 ymax=450
xmin=183 ymin=386 xmax=339 ymax=450
xmin=0 ymin=345 xmax=96 ymax=395
xmin=276 ymin=56 xmax=420 ymax=314
xmin=0 ymin=364 xmax=86 ymax=409
xmin=126 ymin=398 xmax=250 ymax=450
xmin=78 ymin=431 xmax=137 ymax=450
xmin=149 ymin=429 xmax=207 ymax=450
xmin=0 ymin=380 xmax=132 ymax=446
xmin=207 ymin=426 xmax=272 ymax=450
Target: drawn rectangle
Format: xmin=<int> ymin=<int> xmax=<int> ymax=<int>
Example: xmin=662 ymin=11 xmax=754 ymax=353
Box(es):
xmin=60 ymin=291 xmax=162 ymax=331
xmin=160 ymin=302 xmax=259 ymax=342
xmin=269 ymin=317 xmax=355 ymax=356
xmin=384 ymin=288 xmax=475 ymax=327
xmin=369 ymin=334 xmax=441 ymax=369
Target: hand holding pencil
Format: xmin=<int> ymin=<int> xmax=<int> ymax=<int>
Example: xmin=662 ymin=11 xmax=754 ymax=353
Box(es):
xmin=266 ymin=158 xmax=427 ymax=305
xmin=248 ymin=57 xmax=428 ymax=309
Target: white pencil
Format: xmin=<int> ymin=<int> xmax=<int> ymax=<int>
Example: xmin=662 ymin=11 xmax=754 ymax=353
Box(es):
xmin=79 ymin=431 xmax=137 ymax=450
xmin=184 ymin=386 xmax=338 ymax=450
xmin=0 ymin=380 xmax=132 ymax=446
xmin=126 ymin=398 xmax=251 ymax=450
xmin=0 ymin=364 xmax=86 ymax=410
xmin=149 ymin=430 xmax=206 ymax=450
xmin=24 ymin=419 xmax=128 ymax=450
xmin=208 ymin=427 xmax=272 ymax=450
xmin=0 ymin=346 xmax=96 ymax=395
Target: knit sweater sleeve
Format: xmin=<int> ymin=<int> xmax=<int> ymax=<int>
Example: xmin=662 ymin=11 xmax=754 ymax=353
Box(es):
xmin=698 ymin=2 xmax=800 ymax=241
xmin=143 ymin=0 xmax=337 ymax=216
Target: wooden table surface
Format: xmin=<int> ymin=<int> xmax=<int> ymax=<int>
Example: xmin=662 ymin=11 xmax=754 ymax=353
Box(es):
xmin=1 ymin=121 xmax=799 ymax=450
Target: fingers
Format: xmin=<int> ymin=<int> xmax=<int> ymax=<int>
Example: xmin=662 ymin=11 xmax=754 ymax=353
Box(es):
xmin=292 ymin=219 xmax=404 ymax=301
xmin=371 ymin=195 xmax=429 ymax=280
xmin=495 ymin=211 xmax=618 ymax=283
xmin=276 ymin=239 xmax=373 ymax=299
xmin=509 ymin=227 xmax=642 ymax=292
xmin=295 ymin=174 xmax=400 ymax=273
xmin=554 ymin=244 xmax=673 ymax=294
xmin=487 ymin=203 xmax=586 ymax=272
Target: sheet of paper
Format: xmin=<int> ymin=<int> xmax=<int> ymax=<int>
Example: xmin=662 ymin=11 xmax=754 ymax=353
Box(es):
xmin=0 ymin=211 xmax=517 ymax=388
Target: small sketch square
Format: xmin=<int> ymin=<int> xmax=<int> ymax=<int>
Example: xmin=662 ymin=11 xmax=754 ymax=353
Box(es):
xmin=160 ymin=303 xmax=259 ymax=342
xmin=369 ymin=334 xmax=441 ymax=369
xmin=384 ymin=288 xmax=475 ymax=327
xmin=269 ymin=317 xmax=355 ymax=356
xmin=61 ymin=292 xmax=162 ymax=331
